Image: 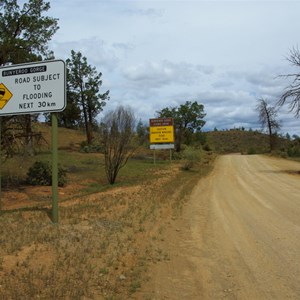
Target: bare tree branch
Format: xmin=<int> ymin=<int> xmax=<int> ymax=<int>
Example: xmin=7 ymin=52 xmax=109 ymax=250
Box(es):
xmin=256 ymin=98 xmax=281 ymax=152
xmin=101 ymin=106 xmax=136 ymax=184
xmin=278 ymin=47 xmax=300 ymax=117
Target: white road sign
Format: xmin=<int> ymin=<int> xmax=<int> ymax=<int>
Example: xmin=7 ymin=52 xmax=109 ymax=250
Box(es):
xmin=0 ymin=60 xmax=66 ymax=116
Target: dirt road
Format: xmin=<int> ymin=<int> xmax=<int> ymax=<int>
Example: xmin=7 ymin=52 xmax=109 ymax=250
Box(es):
xmin=139 ymin=154 xmax=300 ymax=299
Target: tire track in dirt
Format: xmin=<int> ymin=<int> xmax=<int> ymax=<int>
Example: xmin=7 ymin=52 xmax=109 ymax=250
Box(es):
xmin=138 ymin=154 xmax=300 ymax=299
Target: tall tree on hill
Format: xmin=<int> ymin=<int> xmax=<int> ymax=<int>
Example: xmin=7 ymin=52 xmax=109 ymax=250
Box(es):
xmin=66 ymin=50 xmax=110 ymax=144
xmin=278 ymin=47 xmax=300 ymax=117
xmin=256 ymin=98 xmax=281 ymax=152
xmin=0 ymin=0 xmax=59 ymax=155
xmin=0 ymin=0 xmax=58 ymax=65
xmin=136 ymin=119 xmax=148 ymax=145
xmin=157 ymin=101 xmax=206 ymax=152
xmin=56 ymin=90 xmax=81 ymax=129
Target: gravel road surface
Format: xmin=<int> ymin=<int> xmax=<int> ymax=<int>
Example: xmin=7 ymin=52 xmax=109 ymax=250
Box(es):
xmin=140 ymin=154 xmax=300 ymax=299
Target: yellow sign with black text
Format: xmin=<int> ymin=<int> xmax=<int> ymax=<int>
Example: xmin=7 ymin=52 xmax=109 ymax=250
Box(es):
xmin=0 ymin=83 xmax=13 ymax=109
xmin=150 ymin=125 xmax=174 ymax=144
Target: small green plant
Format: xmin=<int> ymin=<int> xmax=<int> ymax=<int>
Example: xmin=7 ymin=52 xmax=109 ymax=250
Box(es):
xmin=27 ymin=161 xmax=67 ymax=187
xmin=80 ymin=141 xmax=102 ymax=153
xmin=129 ymin=280 xmax=141 ymax=294
xmin=181 ymin=147 xmax=201 ymax=170
xmin=287 ymin=145 xmax=300 ymax=157
xmin=247 ymin=147 xmax=256 ymax=155
xmin=203 ymin=144 xmax=212 ymax=151
xmin=99 ymin=268 xmax=109 ymax=275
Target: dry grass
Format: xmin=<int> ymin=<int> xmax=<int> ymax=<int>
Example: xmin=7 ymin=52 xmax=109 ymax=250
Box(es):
xmin=0 ymin=124 xmax=215 ymax=298
xmin=0 ymin=132 xmax=215 ymax=299
xmin=207 ymin=130 xmax=276 ymax=154
xmin=33 ymin=122 xmax=86 ymax=151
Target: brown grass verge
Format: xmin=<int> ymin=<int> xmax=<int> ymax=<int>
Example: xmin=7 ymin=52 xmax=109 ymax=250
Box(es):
xmin=0 ymin=151 xmax=215 ymax=299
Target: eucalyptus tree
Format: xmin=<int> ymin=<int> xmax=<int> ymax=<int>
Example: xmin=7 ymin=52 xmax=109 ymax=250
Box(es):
xmin=0 ymin=0 xmax=58 ymax=65
xmin=66 ymin=50 xmax=109 ymax=144
xmin=157 ymin=100 xmax=206 ymax=151
xmin=256 ymin=98 xmax=281 ymax=152
xmin=0 ymin=0 xmax=59 ymax=155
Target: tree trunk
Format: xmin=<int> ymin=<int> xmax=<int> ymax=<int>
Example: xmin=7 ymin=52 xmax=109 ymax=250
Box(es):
xmin=175 ymin=128 xmax=182 ymax=152
xmin=24 ymin=115 xmax=34 ymax=156
xmin=87 ymin=105 xmax=94 ymax=144
xmin=81 ymin=92 xmax=92 ymax=144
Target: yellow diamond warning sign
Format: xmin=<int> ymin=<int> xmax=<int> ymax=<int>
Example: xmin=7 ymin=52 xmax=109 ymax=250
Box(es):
xmin=0 ymin=83 xmax=13 ymax=109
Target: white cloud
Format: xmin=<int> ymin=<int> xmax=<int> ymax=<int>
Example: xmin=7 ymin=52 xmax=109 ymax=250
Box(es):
xmin=122 ymin=60 xmax=212 ymax=89
xmin=48 ymin=0 xmax=300 ymax=136
xmin=122 ymin=7 xmax=163 ymax=18
xmin=50 ymin=38 xmax=120 ymax=71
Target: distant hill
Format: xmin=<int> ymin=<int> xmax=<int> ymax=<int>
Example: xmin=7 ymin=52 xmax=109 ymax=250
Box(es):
xmin=206 ymin=129 xmax=288 ymax=154
xmin=35 ymin=122 xmax=86 ymax=151
xmin=35 ymin=122 xmax=294 ymax=156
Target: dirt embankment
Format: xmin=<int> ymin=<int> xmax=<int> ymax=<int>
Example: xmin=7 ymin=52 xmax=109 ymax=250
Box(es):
xmin=138 ymin=154 xmax=300 ymax=299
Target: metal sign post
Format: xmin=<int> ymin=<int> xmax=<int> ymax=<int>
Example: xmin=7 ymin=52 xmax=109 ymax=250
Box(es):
xmin=0 ymin=117 xmax=2 ymax=212
xmin=52 ymin=113 xmax=58 ymax=223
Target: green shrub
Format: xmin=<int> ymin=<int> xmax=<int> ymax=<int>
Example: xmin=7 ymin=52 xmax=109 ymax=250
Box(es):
xmin=287 ymin=146 xmax=300 ymax=157
xmin=181 ymin=147 xmax=201 ymax=170
xmin=172 ymin=151 xmax=182 ymax=161
xmin=80 ymin=141 xmax=102 ymax=153
xmin=247 ymin=148 xmax=256 ymax=155
xmin=203 ymin=144 xmax=212 ymax=151
xmin=1 ymin=174 xmax=22 ymax=188
xmin=27 ymin=161 xmax=67 ymax=187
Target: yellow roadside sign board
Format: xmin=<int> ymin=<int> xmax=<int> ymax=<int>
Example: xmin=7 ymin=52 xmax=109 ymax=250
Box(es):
xmin=0 ymin=83 xmax=13 ymax=109
xmin=149 ymin=117 xmax=175 ymax=144
xmin=150 ymin=125 xmax=174 ymax=143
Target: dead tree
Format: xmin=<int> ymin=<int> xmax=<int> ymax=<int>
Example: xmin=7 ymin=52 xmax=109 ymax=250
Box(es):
xmin=101 ymin=106 xmax=136 ymax=184
xmin=256 ymin=98 xmax=281 ymax=152
xmin=278 ymin=47 xmax=300 ymax=116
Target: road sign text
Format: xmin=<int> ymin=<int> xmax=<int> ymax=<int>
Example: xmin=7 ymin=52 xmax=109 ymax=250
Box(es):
xmin=0 ymin=60 xmax=66 ymax=116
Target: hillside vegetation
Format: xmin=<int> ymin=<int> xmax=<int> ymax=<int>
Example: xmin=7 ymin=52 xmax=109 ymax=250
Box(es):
xmin=206 ymin=129 xmax=290 ymax=155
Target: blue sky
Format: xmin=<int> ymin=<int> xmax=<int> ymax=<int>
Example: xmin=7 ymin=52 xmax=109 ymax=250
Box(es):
xmin=48 ymin=0 xmax=300 ymax=135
